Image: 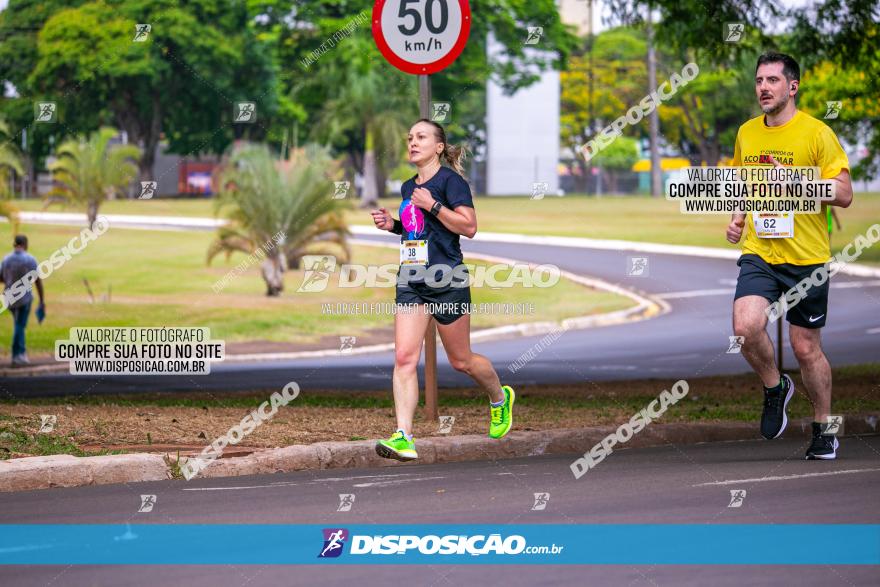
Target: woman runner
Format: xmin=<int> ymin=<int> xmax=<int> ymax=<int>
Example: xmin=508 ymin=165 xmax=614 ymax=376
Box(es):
xmin=370 ymin=119 xmax=515 ymax=461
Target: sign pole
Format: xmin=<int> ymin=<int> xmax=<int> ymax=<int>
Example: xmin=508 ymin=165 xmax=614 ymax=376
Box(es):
xmin=373 ymin=0 xmax=472 ymax=425
xmin=419 ymin=74 xmax=439 ymax=423
xmin=777 ymin=318 xmax=783 ymax=374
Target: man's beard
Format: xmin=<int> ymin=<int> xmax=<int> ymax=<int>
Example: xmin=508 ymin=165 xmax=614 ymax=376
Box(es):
xmin=760 ymin=93 xmax=790 ymax=115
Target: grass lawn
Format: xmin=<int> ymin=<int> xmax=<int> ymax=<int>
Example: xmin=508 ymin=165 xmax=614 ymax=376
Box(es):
xmin=0 ymin=222 xmax=632 ymax=358
xmin=14 ymin=192 xmax=880 ymax=264
xmin=2 ymin=364 xmax=877 ymax=459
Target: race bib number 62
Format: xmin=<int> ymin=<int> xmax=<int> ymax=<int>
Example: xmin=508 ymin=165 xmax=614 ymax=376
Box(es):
xmin=754 ymin=213 xmax=794 ymax=238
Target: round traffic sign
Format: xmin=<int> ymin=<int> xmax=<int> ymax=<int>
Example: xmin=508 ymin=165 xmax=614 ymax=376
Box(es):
xmin=372 ymin=0 xmax=471 ymax=75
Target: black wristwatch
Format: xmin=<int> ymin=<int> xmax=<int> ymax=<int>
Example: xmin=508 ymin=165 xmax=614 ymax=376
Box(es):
xmin=430 ymin=201 xmax=443 ymax=217
xmin=391 ymin=219 xmax=403 ymax=235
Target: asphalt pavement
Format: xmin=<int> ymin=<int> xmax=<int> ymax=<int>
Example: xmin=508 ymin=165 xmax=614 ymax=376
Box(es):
xmin=4 ymin=230 xmax=880 ymax=397
xmin=1 ymin=435 xmax=878 ymax=585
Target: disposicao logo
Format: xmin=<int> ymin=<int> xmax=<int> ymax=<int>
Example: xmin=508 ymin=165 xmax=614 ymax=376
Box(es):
xmin=318 ymin=528 xmax=348 ymax=558
xmin=316 ymin=531 xmax=563 ymax=558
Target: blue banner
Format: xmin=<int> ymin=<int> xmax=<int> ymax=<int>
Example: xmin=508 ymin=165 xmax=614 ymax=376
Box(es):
xmin=0 ymin=524 xmax=877 ymax=565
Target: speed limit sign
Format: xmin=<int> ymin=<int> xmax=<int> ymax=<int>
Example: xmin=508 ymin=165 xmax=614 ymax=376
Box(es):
xmin=372 ymin=0 xmax=471 ymax=75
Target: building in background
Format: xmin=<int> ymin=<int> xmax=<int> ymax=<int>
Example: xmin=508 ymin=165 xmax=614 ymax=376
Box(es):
xmin=558 ymin=0 xmax=595 ymax=36
xmin=485 ymin=1 xmax=604 ymax=196
xmin=485 ymin=33 xmax=560 ymax=196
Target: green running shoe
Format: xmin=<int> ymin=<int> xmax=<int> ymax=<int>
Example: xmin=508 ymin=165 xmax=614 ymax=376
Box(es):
xmin=375 ymin=430 xmax=418 ymax=461
xmin=489 ymin=385 xmax=515 ymax=439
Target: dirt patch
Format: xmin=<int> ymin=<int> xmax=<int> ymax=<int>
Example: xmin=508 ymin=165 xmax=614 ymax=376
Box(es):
xmin=1 ymin=402 xmax=609 ymax=452
xmin=2 ymin=368 xmax=877 ymax=458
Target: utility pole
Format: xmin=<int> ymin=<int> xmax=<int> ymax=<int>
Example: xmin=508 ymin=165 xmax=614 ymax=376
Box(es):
xmin=419 ymin=74 xmax=439 ymax=423
xmin=646 ymin=2 xmax=662 ymax=197
xmin=587 ymin=0 xmax=601 ymax=197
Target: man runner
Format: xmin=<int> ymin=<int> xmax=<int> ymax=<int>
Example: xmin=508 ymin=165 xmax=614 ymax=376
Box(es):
xmin=726 ymin=52 xmax=853 ymax=459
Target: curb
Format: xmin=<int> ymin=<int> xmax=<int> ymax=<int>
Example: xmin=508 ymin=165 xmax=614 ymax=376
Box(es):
xmin=16 ymin=211 xmax=224 ymax=231
xmin=0 ymin=453 xmax=169 ymax=492
xmin=2 ymin=415 xmax=876 ymax=492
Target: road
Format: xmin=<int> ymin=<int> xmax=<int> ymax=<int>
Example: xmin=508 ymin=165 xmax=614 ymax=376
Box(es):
xmin=1 ymin=435 xmax=878 ymax=585
xmin=3 ymin=228 xmax=879 ymax=397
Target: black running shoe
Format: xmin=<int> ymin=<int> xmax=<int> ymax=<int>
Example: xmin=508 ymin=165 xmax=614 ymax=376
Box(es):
xmin=760 ymin=374 xmax=794 ymax=439
xmin=806 ymin=422 xmax=839 ymax=460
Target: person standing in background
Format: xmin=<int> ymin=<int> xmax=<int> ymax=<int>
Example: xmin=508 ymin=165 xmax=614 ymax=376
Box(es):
xmin=1 ymin=235 xmax=45 ymax=366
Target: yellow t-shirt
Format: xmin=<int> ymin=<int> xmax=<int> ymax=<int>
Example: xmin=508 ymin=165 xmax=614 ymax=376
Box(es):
xmin=732 ymin=110 xmax=849 ymax=265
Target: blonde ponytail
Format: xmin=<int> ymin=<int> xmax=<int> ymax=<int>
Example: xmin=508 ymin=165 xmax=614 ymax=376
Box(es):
xmin=442 ymin=143 xmax=468 ymax=177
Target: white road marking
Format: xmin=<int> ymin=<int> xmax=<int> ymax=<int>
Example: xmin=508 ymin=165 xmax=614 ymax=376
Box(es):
xmin=181 ymin=473 xmax=416 ymax=491
xmin=832 ymin=279 xmax=880 ymax=289
xmin=866 ymin=327 xmax=880 ymax=335
xmin=656 ymin=288 xmax=734 ymax=300
xmin=353 ymin=476 xmax=446 ymax=488
xmin=656 ymin=353 xmax=702 ymax=362
xmin=693 ymin=467 xmax=880 ymax=487
xmin=181 ymin=482 xmax=300 ymax=491
xmin=311 ymin=473 xmax=417 ymax=483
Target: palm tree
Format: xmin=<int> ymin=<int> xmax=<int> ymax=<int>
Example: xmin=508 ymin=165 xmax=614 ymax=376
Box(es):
xmin=303 ymin=36 xmax=414 ymax=208
xmin=209 ymin=143 xmax=350 ymax=296
xmin=0 ymin=119 xmax=25 ymax=232
xmin=47 ymin=127 xmax=141 ymax=229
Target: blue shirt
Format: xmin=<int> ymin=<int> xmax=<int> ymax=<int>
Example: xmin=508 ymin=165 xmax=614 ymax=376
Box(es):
xmin=398 ymin=166 xmax=474 ymax=282
xmin=1 ymin=250 xmax=38 ymax=309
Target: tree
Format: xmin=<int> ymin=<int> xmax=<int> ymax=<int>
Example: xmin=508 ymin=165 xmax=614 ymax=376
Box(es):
xmin=591 ymin=135 xmax=638 ymax=193
xmin=660 ymin=64 xmax=754 ymax=166
xmin=299 ymin=34 xmax=415 ymax=208
xmin=789 ymin=0 xmax=880 ymax=179
xmin=4 ymin=0 xmax=282 ymax=183
xmin=607 ymin=0 xmax=880 ymax=176
xmin=47 ymin=127 xmax=140 ymax=229
xmin=561 ymin=27 xmax=647 ymax=184
xmin=0 ymin=0 xmax=79 ymax=191
xmin=209 ymin=143 xmax=350 ymax=296
xmin=0 ymin=119 xmax=25 ymax=230
xmin=265 ymin=0 xmax=580 ymax=198
xmin=794 ymin=60 xmax=879 ymax=171
xmin=606 ymin=0 xmax=781 ymax=63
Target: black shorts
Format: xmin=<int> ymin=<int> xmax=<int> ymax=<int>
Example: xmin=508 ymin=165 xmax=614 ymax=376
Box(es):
xmin=734 ymin=254 xmax=830 ymax=329
xmin=395 ymin=280 xmax=471 ymax=325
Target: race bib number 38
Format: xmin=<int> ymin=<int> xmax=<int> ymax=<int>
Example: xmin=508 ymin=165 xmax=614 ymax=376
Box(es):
xmin=400 ymin=239 xmax=429 ymax=265
xmin=754 ymin=213 xmax=794 ymax=238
